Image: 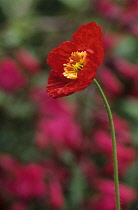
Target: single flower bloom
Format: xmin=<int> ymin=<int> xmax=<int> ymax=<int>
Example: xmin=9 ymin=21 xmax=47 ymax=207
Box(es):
xmin=46 ymin=22 xmax=104 ymax=98
xmin=0 ymin=57 xmax=27 ymax=93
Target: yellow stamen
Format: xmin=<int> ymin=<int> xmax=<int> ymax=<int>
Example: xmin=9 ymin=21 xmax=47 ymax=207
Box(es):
xmin=63 ymin=51 xmax=87 ymax=79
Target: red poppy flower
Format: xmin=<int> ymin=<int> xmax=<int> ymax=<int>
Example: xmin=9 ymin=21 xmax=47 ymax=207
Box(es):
xmin=46 ymin=22 xmax=104 ymax=98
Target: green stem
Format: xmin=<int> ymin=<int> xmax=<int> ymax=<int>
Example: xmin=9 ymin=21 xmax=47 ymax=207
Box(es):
xmin=93 ymin=78 xmax=121 ymax=210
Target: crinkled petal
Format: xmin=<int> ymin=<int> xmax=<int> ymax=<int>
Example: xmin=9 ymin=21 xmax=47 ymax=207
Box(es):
xmin=72 ymin=22 xmax=104 ymax=66
xmin=46 ymin=60 xmax=96 ymax=98
xmin=47 ymin=41 xmax=76 ymax=72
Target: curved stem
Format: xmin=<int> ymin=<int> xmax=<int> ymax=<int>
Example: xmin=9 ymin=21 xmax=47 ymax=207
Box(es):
xmin=93 ymin=78 xmax=121 ymax=210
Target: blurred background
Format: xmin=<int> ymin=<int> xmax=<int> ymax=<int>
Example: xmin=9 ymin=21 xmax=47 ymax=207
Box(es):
xmin=0 ymin=0 xmax=138 ymax=210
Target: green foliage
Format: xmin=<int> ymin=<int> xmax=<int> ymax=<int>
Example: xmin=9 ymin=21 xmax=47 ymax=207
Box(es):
xmin=59 ymin=0 xmax=89 ymax=11
xmin=69 ymin=167 xmax=86 ymax=205
xmin=115 ymin=36 xmax=138 ymax=64
xmin=124 ymin=161 xmax=138 ymax=189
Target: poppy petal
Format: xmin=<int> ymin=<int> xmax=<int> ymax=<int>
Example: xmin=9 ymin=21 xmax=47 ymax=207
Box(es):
xmin=72 ymin=22 xmax=104 ymax=66
xmin=47 ymin=41 xmax=76 ymax=71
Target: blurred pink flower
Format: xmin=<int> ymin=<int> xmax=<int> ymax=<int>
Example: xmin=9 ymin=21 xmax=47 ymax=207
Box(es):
xmin=120 ymin=1 xmax=138 ymax=35
xmin=130 ymin=24 xmax=138 ymax=38
xmin=129 ymin=71 xmax=138 ymax=98
xmin=0 ymin=57 xmax=27 ymax=93
xmin=93 ymin=112 xmax=132 ymax=144
xmin=93 ymin=130 xmax=113 ymax=156
xmin=0 ymin=154 xmax=19 ymax=174
xmin=113 ymin=115 xmax=132 ymax=145
xmin=49 ymin=180 xmax=64 ymax=209
xmin=42 ymin=160 xmax=70 ymax=185
xmin=79 ymin=157 xmax=98 ymax=185
xmin=94 ymin=0 xmax=138 ymax=37
xmin=35 ymin=117 xmax=82 ymax=151
xmin=93 ymin=130 xmax=136 ymax=175
xmin=35 ymin=131 xmax=50 ymax=150
xmin=99 ymin=67 xmax=123 ymax=97
xmin=103 ymin=146 xmax=136 ymax=176
xmin=95 ymin=0 xmax=120 ymax=20
xmin=113 ymin=57 xmax=137 ymax=80
xmin=15 ymin=48 xmax=41 ymax=73
xmin=30 ymin=87 xmax=76 ymax=118
xmin=90 ymin=195 xmax=116 ymax=210
xmin=9 ymin=202 xmax=26 ymax=210
xmin=120 ymin=7 xmax=138 ymax=24
xmin=31 ymin=87 xmax=82 ymax=152
xmin=98 ymin=179 xmax=136 ymax=203
xmin=90 ymin=179 xmax=136 ymax=210
xmin=103 ymin=33 xmax=120 ymax=52
xmin=9 ymin=163 xmax=46 ymax=200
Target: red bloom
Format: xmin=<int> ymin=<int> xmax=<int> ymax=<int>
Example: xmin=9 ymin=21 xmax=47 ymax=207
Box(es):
xmin=46 ymin=22 xmax=104 ymax=98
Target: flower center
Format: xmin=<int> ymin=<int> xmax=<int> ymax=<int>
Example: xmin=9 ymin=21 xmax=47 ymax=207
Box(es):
xmin=63 ymin=51 xmax=87 ymax=79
